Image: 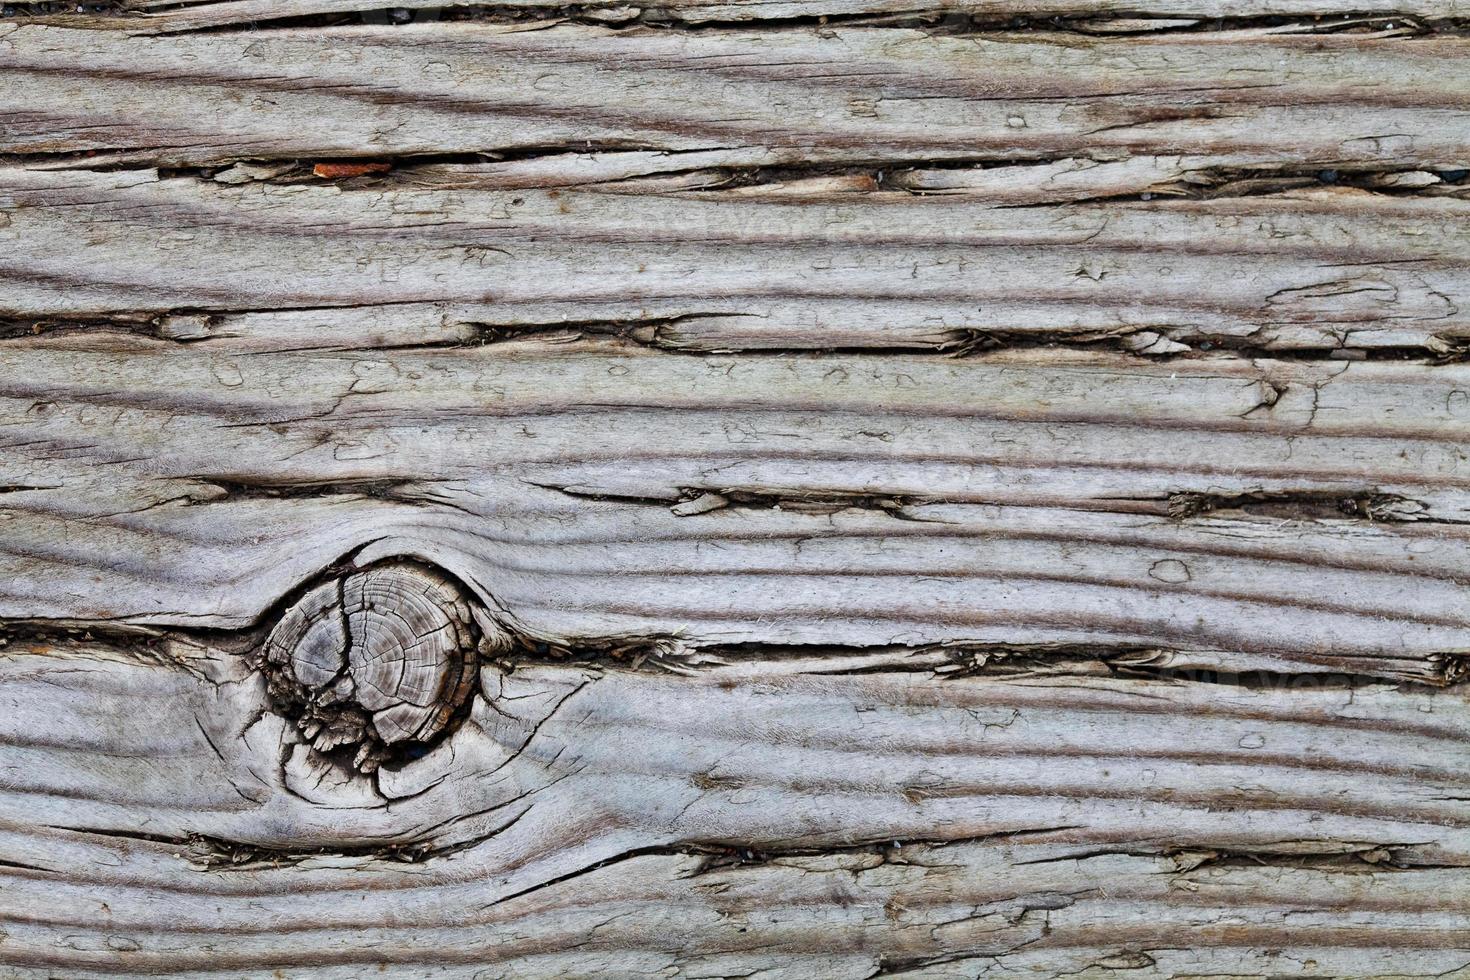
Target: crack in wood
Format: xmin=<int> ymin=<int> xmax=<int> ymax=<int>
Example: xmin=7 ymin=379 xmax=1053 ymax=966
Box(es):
xmin=527 ymin=477 xmax=1463 ymax=527
xmin=10 ymin=618 xmax=1465 ymax=688
xmin=43 ymin=822 xmax=504 ymax=868
xmin=12 ymin=2 xmax=1470 ymax=35
xmin=15 ymin=309 xmax=1470 ymax=361
xmin=1163 ymin=488 xmax=1436 ymax=521
xmin=12 ymin=148 xmax=1470 ymax=208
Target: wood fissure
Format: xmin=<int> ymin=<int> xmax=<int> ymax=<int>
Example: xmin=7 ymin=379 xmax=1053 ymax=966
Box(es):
xmin=14 ymin=153 xmax=1470 ymax=205
xmin=14 ymin=2 xmax=1470 ymax=32
xmin=14 ymin=315 xmax=1470 ymax=363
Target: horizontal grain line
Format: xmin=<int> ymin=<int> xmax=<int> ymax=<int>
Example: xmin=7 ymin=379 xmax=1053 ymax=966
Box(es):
xmin=330 ymin=515 xmax=1470 ymax=583
xmin=7 ymin=199 xmax=1468 ymax=268
xmin=506 ymin=599 xmax=1456 ymax=660
xmin=12 ymin=385 xmax=1470 ymax=451
xmin=501 ymin=565 xmax=1470 ymax=626
xmin=3 ymin=509 xmax=1463 ymax=614
xmin=4 ymin=514 xmax=1462 ymax=612
xmin=0 ymin=909 xmax=1461 ymax=970
xmin=10 ymin=37 xmax=1470 ymax=115
xmin=559 ymin=718 xmax=1470 ymax=789
xmin=591 ymin=677 xmax=1470 ymax=741
xmin=0 ymin=887 xmax=1461 ymax=946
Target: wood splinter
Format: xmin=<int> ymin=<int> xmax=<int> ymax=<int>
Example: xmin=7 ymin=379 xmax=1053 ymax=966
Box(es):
xmin=260 ymin=560 xmax=499 ymax=772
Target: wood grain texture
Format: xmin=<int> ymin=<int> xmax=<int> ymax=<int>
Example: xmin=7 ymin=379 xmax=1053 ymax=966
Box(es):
xmin=0 ymin=642 xmax=1463 ymax=976
xmin=5 ymin=9 xmax=1470 ymax=977
xmin=5 ymin=23 xmax=1470 ymax=171
xmin=3 ymin=337 xmax=1470 ymax=679
xmin=3 ymin=167 xmax=1469 ymax=353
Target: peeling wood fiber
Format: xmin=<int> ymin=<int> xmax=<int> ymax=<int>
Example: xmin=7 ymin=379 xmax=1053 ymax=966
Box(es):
xmin=2 ymin=7 xmax=1469 ymax=979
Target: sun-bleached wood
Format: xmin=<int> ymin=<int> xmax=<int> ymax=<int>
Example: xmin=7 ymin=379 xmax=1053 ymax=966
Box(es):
xmin=3 ymin=337 xmax=1470 ymax=679
xmin=4 ymin=167 xmax=1469 ymax=353
xmin=0 ymin=641 xmax=1462 ymax=976
xmin=5 ymin=10 xmax=1469 ymax=976
xmin=6 ymin=23 xmax=1470 ymax=171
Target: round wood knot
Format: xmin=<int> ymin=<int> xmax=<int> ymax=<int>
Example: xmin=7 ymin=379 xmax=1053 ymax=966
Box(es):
xmin=262 ymin=560 xmax=492 ymax=772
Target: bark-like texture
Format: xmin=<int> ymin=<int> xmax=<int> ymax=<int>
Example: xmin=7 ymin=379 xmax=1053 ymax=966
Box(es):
xmin=1 ymin=8 xmax=1467 ymax=978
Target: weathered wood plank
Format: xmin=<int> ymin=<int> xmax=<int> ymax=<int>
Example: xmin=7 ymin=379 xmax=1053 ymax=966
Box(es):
xmin=0 ymin=643 xmax=1463 ymax=976
xmin=6 ymin=9 xmax=1470 ymax=976
xmin=2 ymin=339 xmax=1470 ymax=677
xmin=5 ymin=24 xmax=1469 ymax=171
xmin=4 ymin=167 xmax=1469 ymax=353
xmin=4 ymin=839 xmax=1466 ymax=978
xmin=1 ymin=842 xmax=1465 ymax=978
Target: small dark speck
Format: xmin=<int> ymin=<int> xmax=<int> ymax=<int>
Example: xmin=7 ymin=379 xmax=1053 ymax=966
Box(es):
xmin=1441 ymin=169 xmax=1469 ymax=184
xmin=1317 ymin=169 xmax=1339 ymax=184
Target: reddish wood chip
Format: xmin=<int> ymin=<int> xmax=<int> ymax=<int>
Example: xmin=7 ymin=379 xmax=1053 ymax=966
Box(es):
xmin=312 ymin=161 xmax=391 ymax=179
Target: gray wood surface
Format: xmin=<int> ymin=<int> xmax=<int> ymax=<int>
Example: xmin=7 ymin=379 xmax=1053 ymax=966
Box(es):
xmin=6 ymin=167 xmax=1470 ymax=352
xmin=8 ymin=24 xmax=1470 ymax=171
xmin=0 ymin=639 xmax=1465 ymax=976
xmin=1 ymin=6 xmax=1467 ymax=978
